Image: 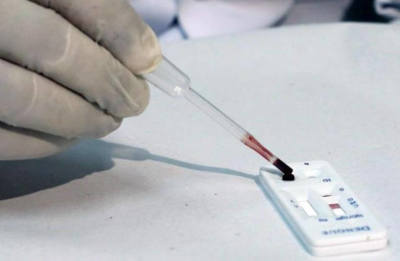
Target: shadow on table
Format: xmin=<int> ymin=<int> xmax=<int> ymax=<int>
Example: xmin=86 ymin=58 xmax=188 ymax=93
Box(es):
xmin=0 ymin=139 xmax=256 ymax=200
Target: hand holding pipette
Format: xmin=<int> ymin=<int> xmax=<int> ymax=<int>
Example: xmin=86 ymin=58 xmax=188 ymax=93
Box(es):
xmin=143 ymin=57 xmax=295 ymax=181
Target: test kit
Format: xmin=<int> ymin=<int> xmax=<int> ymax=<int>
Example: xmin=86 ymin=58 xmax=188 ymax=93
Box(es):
xmin=259 ymin=161 xmax=388 ymax=256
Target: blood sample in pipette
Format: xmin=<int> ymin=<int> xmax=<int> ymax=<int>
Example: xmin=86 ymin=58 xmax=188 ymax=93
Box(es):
xmin=242 ymin=133 xmax=295 ymax=181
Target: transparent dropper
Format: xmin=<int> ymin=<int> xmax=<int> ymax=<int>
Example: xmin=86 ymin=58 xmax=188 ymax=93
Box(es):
xmin=142 ymin=56 xmax=294 ymax=180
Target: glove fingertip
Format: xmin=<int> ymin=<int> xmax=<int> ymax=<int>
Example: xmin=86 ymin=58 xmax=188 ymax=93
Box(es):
xmin=125 ymin=25 xmax=163 ymax=75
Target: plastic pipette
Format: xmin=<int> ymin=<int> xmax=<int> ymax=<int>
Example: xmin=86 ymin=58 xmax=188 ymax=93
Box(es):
xmin=143 ymin=57 xmax=295 ymax=181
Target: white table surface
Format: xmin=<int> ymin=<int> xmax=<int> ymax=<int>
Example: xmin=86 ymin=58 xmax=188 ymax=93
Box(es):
xmin=0 ymin=23 xmax=399 ymax=261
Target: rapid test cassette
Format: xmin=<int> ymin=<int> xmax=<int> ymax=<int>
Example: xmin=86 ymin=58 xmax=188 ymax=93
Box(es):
xmin=259 ymin=161 xmax=388 ymax=256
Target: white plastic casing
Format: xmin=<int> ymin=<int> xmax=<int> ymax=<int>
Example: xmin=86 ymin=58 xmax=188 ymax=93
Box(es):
xmin=259 ymin=161 xmax=388 ymax=256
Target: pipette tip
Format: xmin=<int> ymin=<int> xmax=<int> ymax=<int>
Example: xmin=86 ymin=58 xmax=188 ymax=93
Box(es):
xmin=274 ymin=159 xmax=295 ymax=181
xmin=242 ymin=133 xmax=295 ymax=181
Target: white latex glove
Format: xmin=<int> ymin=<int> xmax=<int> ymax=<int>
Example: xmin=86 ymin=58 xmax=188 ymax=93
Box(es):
xmin=0 ymin=0 xmax=161 ymax=160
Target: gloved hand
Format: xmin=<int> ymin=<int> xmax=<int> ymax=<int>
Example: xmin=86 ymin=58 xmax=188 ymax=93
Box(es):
xmin=0 ymin=0 xmax=161 ymax=160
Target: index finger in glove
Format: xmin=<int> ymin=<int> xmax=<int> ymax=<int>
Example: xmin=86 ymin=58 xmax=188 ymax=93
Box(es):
xmin=29 ymin=0 xmax=162 ymax=74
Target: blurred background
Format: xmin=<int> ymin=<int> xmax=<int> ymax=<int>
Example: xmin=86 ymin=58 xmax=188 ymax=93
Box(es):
xmin=129 ymin=0 xmax=400 ymax=44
